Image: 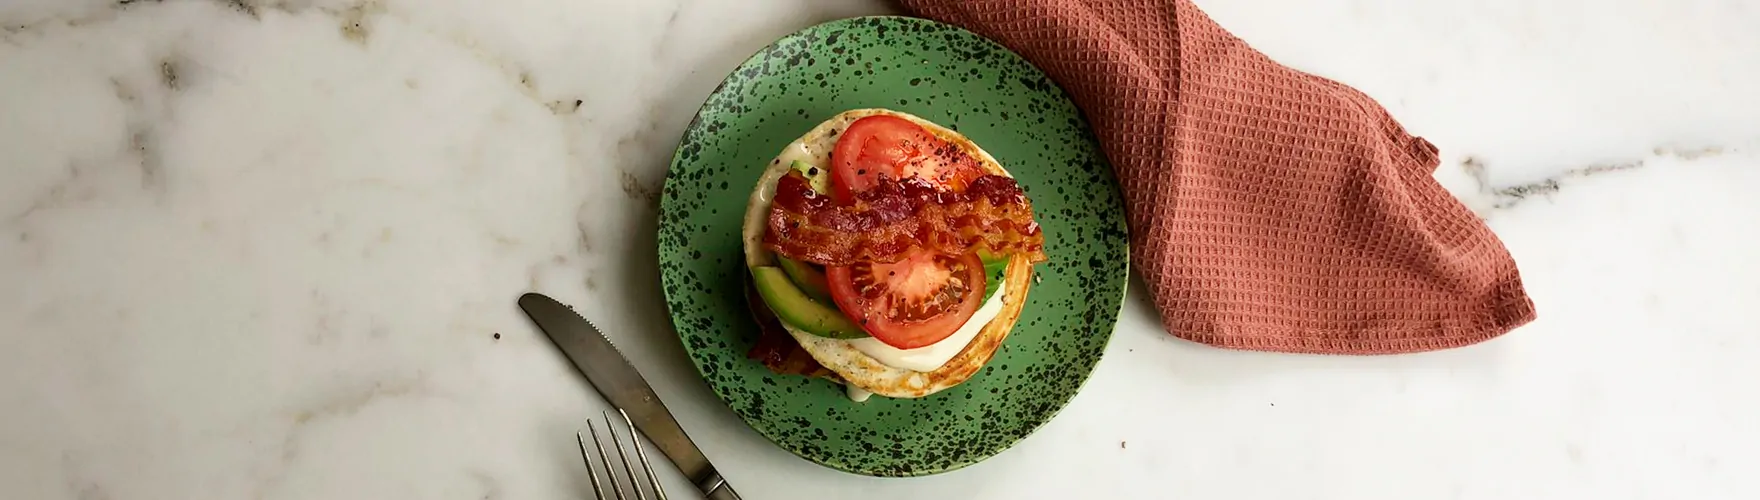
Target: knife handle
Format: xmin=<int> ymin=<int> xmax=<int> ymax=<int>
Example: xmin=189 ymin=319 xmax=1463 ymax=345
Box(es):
xmin=698 ymin=471 xmax=741 ymax=500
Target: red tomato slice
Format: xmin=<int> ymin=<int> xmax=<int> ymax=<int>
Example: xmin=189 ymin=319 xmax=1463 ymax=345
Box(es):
xmin=824 ymin=248 xmax=987 ymax=350
xmin=829 ymin=115 xmax=987 ymax=202
xmin=824 ymin=115 xmax=993 ymax=349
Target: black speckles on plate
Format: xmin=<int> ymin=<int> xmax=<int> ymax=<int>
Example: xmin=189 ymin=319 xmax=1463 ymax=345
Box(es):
xmin=656 ymin=16 xmax=1128 ymax=478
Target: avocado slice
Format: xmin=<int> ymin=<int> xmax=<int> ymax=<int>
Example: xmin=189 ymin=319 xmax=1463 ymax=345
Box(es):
xmin=750 ymin=266 xmax=868 ymax=339
xmin=981 ymin=258 xmax=1007 ymax=301
xmin=776 ymin=257 xmax=834 ymax=304
xmin=976 ymin=247 xmax=1006 ymax=267
xmin=790 ymin=160 xmax=830 ymax=194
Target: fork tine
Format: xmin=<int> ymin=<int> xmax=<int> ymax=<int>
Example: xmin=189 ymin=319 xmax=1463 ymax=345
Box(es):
xmin=577 ymin=426 xmax=608 ymax=500
xmin=605 ymin=411 xmax=649 ymax=500
xmin=589 ymin=419 xmax=629 ymax=500
xmin=620 ymin=409 xmax=668 ymax=500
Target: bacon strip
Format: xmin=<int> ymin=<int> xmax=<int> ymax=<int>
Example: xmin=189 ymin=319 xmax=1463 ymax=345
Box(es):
xmin=764 ymin=170 xmax=1048 ymax=266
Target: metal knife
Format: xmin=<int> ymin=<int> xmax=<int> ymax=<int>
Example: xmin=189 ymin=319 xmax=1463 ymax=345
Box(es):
xmin=518 ymin=292 xmax=742 ymax=500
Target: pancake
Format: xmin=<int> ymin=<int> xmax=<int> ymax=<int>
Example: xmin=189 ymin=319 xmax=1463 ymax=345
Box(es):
xmin=740 ymin=108 xmax=1035 ymax=399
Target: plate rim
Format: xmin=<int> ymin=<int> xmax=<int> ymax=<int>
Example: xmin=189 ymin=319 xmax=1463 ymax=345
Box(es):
xmin=655 ymin=14 xmax=1131 ymax=477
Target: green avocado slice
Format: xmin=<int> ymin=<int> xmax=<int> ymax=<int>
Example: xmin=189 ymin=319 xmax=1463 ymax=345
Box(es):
xmin=981 ymin=258 xmax=1007 ymax=301
xmin=776 ymin=257 xmax=834 ymax=304
xmin=750 ymin=266 xmax=869 ymax=339
xmin=977 ymin=247 xmax=1013 ymax=266
xmin=790 ymin=159 xmax=830 ymax=194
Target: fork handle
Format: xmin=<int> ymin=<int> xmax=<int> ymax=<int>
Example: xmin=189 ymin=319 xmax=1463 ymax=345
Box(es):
xmin=698 ymin=471 xmax=741 ymax=500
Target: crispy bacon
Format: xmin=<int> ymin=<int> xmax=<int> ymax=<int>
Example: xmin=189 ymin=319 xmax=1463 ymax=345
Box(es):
xmin=764 ymin=171 xmax=1047 ymax=266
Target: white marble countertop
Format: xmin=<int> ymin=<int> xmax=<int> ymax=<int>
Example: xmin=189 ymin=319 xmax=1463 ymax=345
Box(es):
xmin=3 ymin=0 xmax=1757 ymax=498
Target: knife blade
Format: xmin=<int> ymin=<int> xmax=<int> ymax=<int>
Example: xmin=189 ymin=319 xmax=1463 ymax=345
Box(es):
xmin=518 ymin=292 xmax=741 ymax=500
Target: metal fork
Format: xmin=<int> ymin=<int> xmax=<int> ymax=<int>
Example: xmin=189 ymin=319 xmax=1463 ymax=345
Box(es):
xmin=578 ymin=409 xmax=668 ymax=500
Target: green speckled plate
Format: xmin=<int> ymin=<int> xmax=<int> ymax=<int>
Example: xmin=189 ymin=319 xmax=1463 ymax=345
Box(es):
xmin=657 ymin=16 xmax=1129 ymax=477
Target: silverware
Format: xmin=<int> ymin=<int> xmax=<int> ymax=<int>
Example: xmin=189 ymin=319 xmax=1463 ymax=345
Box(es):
xmin=518 ymin=293 xmax=742 ymax=500
xmin=578 ymin=409 xmax=668 ymax=500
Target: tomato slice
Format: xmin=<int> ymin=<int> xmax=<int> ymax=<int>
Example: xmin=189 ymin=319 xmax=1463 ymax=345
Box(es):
xmin=824 ymin=115 xmax=994 ymax=349
xmin=824 ymin=248 xmax=987 ymax=349
xmin=829 ymin=115 xmax=987 ymax=202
